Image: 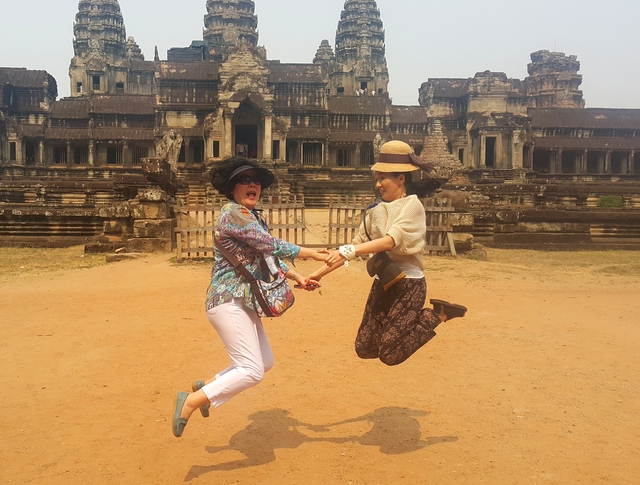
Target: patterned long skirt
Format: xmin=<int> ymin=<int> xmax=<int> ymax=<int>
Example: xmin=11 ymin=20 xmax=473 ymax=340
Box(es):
xmin=355 ymin=277 xmax=441 ymax=366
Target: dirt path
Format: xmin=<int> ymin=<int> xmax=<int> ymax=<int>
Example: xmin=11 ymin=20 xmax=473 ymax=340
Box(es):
xmin=1 ymin=250 xmax=639 ymax=484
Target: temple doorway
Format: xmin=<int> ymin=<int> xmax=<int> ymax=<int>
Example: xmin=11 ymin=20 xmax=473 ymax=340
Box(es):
xmin=235 ymin=125 xmax=258 ymax=159
xmin=233 ymin=102 xmax=261 ymax=159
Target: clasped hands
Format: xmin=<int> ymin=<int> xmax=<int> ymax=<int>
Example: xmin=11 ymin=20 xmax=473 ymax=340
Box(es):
xmin=292 ymin=247 xmax=351 ymax=291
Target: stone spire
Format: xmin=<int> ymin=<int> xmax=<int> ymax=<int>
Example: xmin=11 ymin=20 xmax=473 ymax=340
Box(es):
xmin=313 ymin=40 xmax=335 ymax=65
xmin=203 ymin=0 xmax=259 ymax=48
xmin=525 ymin=50 xmax=585 ymax=108
xmin=73 ymin=0 xmax=128 ymax=64
xmin=335 ymin=0 xmax=387 ymax=72
xmin=126 ymin=37 xmax=144 ymax=62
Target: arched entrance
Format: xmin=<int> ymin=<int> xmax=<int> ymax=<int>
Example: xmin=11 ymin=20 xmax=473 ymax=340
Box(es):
xmin=233 ymin=102 xmax=261 ymax=159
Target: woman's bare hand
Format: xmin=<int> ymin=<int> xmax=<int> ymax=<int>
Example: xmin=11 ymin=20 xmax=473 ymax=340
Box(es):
xmin=325 ymin=249 xmax=346 ymax=267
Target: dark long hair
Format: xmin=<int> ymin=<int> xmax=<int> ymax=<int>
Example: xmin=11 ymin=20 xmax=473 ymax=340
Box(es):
xmin=394 ymin=172 xmax=441 ymax=198
xmin=209 ymin=157 xmax=261 ymax=199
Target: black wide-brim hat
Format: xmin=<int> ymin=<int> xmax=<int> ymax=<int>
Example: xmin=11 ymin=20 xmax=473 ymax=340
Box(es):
xmin=226 ymin=164 xmax=275 ymax=193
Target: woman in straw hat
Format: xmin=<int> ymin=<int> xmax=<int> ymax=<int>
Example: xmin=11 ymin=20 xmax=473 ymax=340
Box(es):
xmin=309 ymin=140 xmax=467 ymax=366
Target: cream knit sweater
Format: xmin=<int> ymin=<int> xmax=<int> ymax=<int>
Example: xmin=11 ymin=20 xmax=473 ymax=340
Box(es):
xmin=352 ymin=195 xmax=427 ymax=270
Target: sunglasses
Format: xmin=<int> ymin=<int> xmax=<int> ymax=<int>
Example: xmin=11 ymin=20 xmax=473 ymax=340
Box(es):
xmin=236 ymin=175 xmax=262 ymax=186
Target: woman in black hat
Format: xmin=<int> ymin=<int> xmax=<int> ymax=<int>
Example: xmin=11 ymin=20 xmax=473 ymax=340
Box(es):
xmin=172 ymin=157 xmax=326 ymax=437
xmin=310 ymin=141 xmax=467 ymax=366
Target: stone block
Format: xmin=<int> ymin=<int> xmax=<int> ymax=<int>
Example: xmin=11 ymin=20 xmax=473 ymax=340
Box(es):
xmin=97 ymin=204 xmax=131 ymax=218
xmin=495 ymin=211 xmax=521 ymax=223
xmin=494 ymin=233 xmax=592 ymax=244
xmin=133 ymin=219 xmax=175 ymax=239
xmin=450 ymin=213 xmax=474 ymax=231
xmin=103 ymin=221 xmax=124 ymax=234
xmin=127 ymin=237 xmax=173 ymax=253
xmin=452 ymin=233 xmax=474 ymax=252
xmin=137 ymin=188 xmax=169 ymax=203
xmin=129 ymin=200 xmax=170 ymax=220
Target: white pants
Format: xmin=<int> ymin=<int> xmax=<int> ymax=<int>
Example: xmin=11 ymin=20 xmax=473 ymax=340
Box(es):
xmin=202 ymin=299 xmax=274 ymax=408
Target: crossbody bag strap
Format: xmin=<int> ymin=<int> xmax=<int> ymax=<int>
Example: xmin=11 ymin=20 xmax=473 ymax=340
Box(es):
xmin=214 ymin=238 xmax=257 ymax=284
xmin=363 ymin=212 xmax=373 ymax=242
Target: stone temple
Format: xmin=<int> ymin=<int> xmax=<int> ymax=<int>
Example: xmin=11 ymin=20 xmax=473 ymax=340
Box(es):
xmin=1 ymin=0 xmax=640 ymax=248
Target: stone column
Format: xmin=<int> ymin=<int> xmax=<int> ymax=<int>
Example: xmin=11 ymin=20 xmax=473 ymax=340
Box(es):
xmin=38 ymin=141 xmax=45 ymax=166
xmin=224 ymin=115 xmax=233 ymax=158
xmin=630 ymin=151 xmax=636 ymax=174
xmin=495 ymin=134 xmax=503 ymax=168
xmin=604 ymin=151 xmax=612 ymax=174
xmin=89 ymin=140 xmax=95 ymax=166
xmin=67 ymin=142 xmax=72 ymax=167
xmin=123 ymin=141 xmax=131 ymax=167
xmin=480 ymin=135 xmax=486 ymax=168
xmin=556 ymin=149 xmax=563 ymax=173
xmin=183 ymin=139 xmax=190 ymax=164
xmin=15 ymin=139 xmax=24 ymax=166
xmin=264 ymin=115 xmax=273 ymax=160
xmin=355 ymin=142 xmax=362 ymax=167
xmin=582 ymin=149 xmax=588 ymax=173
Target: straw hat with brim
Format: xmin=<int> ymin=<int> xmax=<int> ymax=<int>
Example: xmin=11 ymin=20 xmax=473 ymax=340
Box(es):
xmin=226 ymin=164 xmax=275 ymax=193
xmin=371 ymin=140 xmax=422 ymax=173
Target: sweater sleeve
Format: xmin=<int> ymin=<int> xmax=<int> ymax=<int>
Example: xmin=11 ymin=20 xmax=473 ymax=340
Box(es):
xmin=222 ymin=204 xmax=301 ymax=260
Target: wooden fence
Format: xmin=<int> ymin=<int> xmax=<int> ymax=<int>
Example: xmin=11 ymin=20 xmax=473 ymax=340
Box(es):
xmin=423 ymin=198 xmax=456 ymax=256
xmin=175 ymin=195 xmax=455 ymax=262
xmin=327 ymin=195 xmax=372 ymax=246
xmin=175 ymin=195 xmax=306 ymax=262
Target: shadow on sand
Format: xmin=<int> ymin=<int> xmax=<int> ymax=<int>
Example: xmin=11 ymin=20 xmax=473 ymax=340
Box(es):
xmin=184 ymin=406 xmax=457 ymax=481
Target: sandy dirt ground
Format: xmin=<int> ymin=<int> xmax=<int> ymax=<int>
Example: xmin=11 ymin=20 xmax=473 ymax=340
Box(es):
xmin=1 ymin=249 xmax=640 ymax=485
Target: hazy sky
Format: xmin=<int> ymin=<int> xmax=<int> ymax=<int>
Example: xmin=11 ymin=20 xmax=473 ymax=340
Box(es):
xmin=1 ymin=0 xmax=639 ymax=107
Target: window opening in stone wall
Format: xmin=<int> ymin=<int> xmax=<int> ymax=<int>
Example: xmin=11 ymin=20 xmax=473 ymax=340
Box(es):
xmin=378 ymin=88 xmax=383 ymax=94
xmin=286 ymin=140 xmax=299 ymax=164
xmin=533 ymin=150 xmax=551 ymax=173
xmin=272 ymin=140 xmax=280 ymax=160
xmin=587 ymin=152 xmax=602 ymax=174
xmin=192 ymin=140 xmax=204 ymax=163
xmin=562 ymin=151 xmax=579 ymax=173
xmin=337 ymin=87 xmax=344 ymax=95
xmin=25 ymin=141 xmax=37 ymax=165
xmin=77 ymin=82 xmax=83 ymax=93
xmin=115 ymin=82 xmax=124 ymax=94
xmin=458 ymin=148 xmax=464 ymax=162
xmin=360 ymin=144 xmax=374 ymax=166
xmin=611 ymin=152 xmax=626 ymax=174
xmin=485 ymin=137 xmax=496 ymax=167
xmin=414 ymin=146 xmax=423 ymax=156
xmin=337 ymin=148 xmax=352 ymax=167
xmin=303 ymin=142 xmax=323 ymax=165
xmin=9 ymin=142 xmax=16 ymax=161
xmin=131 ymin=146 xmax=148 ymax=165
xmin=53 ymin=146 xmax=67 ymax=165
xmin=235 ymin=125 xmax=258 ymax=158
xmin=523 ymin=146 xmax=530 ymax=169
xmin=107 ymin=146 xmax=123 ymax=165
xmin=213 ymin=141 xmax=220 ymax=158
xmin=92 ymin=76 xmax=100 ymax=91
xmin=178 ymin=144 xmax=186 ymax=163
xmin=74 ymin=146 xmax=89 ymax=165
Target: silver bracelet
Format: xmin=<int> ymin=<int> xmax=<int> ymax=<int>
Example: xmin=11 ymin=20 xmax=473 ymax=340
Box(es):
xmin=338 ymin=244 xmax=357 ymax=261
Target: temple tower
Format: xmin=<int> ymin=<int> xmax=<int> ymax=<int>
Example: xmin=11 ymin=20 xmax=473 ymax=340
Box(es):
xmin=69 ymin=0 xmax=151 ymax=97
xmin=525 ymin=50 xmax=585 ymax=108
xmin=72 ymin=0 xmax=128 ymax=65
xmin=203 ymin=0 xmax=259 ymax=52
xmin=330 ymin=0 xmax=389 ymax=96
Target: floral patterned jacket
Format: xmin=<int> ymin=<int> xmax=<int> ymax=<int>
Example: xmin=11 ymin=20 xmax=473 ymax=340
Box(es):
xmin=205 ymin=202 xmax=300 ymax=312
